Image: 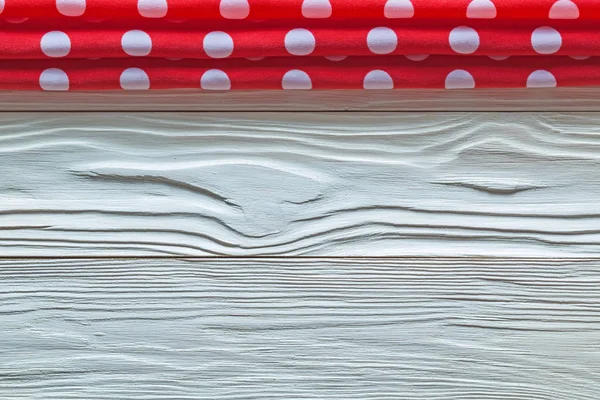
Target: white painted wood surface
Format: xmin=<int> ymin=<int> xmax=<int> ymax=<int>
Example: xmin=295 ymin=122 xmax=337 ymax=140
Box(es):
xmin=2 ymin=102 xmax=599 ymax=399
xmin=2 ymin=258 xmax=599 ymax=400
xmin=3 ymin=88 xmax=600 ymax=111
xmin=2 ymin=112 xmax=600 ymax=256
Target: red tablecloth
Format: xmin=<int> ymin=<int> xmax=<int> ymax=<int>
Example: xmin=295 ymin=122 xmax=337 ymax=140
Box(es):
xmin=0 ymin=0 xmax=597 ymax=90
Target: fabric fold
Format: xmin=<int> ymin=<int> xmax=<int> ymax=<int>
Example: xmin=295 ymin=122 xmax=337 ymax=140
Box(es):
xmin=1 ymin=20 xmax=598 ymax=60
xmin=2 ymin=0 xmax=600 ymax=21
xmin=2 ymin=56 xmax=598 ymax=90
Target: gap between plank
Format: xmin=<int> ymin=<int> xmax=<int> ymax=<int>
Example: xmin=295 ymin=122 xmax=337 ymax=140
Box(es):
xmin=1 ymin=256 xmax=600 ymax=261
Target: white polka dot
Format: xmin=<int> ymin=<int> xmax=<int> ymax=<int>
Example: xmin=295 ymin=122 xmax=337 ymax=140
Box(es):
xmin=56 ymin=0 xmax=86 ymax=17
xmin=449 ymin=26 xmax=480 ymax=54
xmin=282 ymin=70 xmax=312 ymax=90
xmin=203 ymin=31 xmax=234 ymax=58
xmin=325 ymin=55 xmax=347 ymax=61
xmin=201 ymin=69 xmax=231 ymax=90
xmin=405 ymin=54 xmax=429 ymax=61
xmin=302 ymin=0 xmax=332 ymax=18
xmin=549 ymin=0 xmax=579 ymax=19
xmin=489 ymin=55 xmax=509 ymax=60
xmin=527 ymin=70 xmax=557 ymax=88
xmin=40 ymin=31 xmax=71 ymax=58
xmin=570 ymin=55 xmax=591 ymax=60
xmin=367 ymin=27 xmax=397 ymax=55
xmin=284 ymin=28 xmax=316 ymax=56
xmin=246 ymin=56 xmax=265 ymax=61
xmin=363 ymin=70 xmax=394 ymax=89
xmin=39 ymin=68 xmax=69 ymax=91
xmin=120 ymin=68 xmax=150 ymax=90
xmin=445 ymin=70 xmax=475 ymax=89
xmin=531 ymin=26 xmax=562 ymax=55
xmin=384 ymin=0 xmax=414 ymax=18
xmin=121 ymin=30 xmax=152 ymax=56
xmin=467 ymin=0 xmax=496 ymax=19
xmin=220 ymin=0 xmax=249 ymax=19
xmin=137 ymin=0 xmax=167 ymax=18
xmin=5 ymin=17 xmax=29 ymax=23
xmin=0 ymin=0 xmax=5 ymax=14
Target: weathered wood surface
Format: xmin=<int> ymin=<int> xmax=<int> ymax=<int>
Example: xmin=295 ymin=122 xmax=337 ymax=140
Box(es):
xmin=1 ymin=258 xmax=599 ymax=400
xmin=3 ymin=112 xmax=600 ymax=256
xmin=3 ymin=88 xmax=600 ymax=111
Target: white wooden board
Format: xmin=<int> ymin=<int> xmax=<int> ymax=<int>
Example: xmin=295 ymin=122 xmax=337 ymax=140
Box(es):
xmin=1 ymin=258 xmax=599 ymax=400
xmin=1 ymin=112 xmax=600 ymax=256
xmin=1 ymin=94 xmax=599 ymax=400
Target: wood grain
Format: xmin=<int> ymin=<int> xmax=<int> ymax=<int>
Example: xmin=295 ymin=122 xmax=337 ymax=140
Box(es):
xmin=1 ymin=258 xmax=599 ymax=399
xmin=3 ymin=112 xmax=600 ymax=256
xmin=4 ymin=88 xmax=600 ymax=111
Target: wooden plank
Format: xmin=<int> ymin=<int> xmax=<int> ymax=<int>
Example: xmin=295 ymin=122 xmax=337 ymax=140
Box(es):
xmin=1 ymin=257 xmax=599 ymax=400
xmin=4 ymin=88 xmax=600 ymax=111
xmin=3 ymin=112 xmax=600 ymax=257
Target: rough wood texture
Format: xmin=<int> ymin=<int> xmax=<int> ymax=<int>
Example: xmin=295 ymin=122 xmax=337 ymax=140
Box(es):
xmin=1 ymin=258 xmax=599 ymax=400
xmin=3 ymin=88 xmax=600 ymax=111
xmin=3 ymin=112 xmax=600 ymax=256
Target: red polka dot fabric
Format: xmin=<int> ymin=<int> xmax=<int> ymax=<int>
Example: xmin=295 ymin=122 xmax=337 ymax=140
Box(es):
xmin=1 ymin=0 xmax=599 ymax=90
